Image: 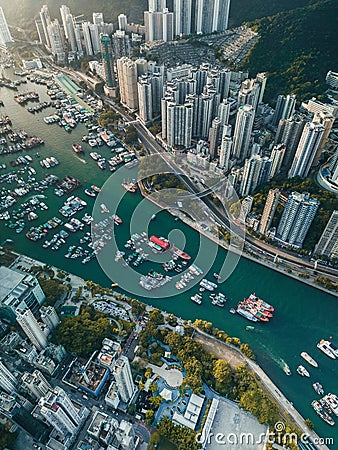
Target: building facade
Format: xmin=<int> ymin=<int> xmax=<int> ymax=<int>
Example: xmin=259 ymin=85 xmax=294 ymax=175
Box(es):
xmin=276 ymin=192 xmax=319 ymax=248
xmin=314 ymin=210 xmax=338 ymax=259
xmin=259 ymin=188 xmax=280 ymax=235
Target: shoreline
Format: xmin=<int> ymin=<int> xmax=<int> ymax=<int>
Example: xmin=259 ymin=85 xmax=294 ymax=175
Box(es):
xmin=138 ymin=182 xmax=338 ymax=298
xmin=194 ymin=329 xmax=330 ymax=450
xmin=4 ymin=251 xmax=329 ymax=448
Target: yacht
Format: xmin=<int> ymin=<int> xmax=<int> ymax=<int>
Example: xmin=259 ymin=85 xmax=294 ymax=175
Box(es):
xmin=300 ymin=352 xmax=318 ymax=367
xmin=317 ymin=340 xmax=336 ymax=359
xmin=296 ymin=365 xmax=310 ymax=377
xmin=312 ymin=382 xmax=324 ymax=396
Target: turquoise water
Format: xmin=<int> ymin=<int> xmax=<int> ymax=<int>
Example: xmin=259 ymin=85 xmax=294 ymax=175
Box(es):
xmin=0 ymin=72 xmax=337 ymax=447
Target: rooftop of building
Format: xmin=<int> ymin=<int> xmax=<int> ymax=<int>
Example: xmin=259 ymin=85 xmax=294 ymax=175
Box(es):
xmin=0 ymin=266 xmax=25 ymax=301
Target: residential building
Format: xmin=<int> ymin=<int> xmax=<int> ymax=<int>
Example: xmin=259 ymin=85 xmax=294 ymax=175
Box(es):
xmin=0 ymin=266 xmax=45 ymax=320
xmin=113 ymin=356 xmax=135 ymax=403
xmin=39 ymin=387 xmax=82 ymax=436
xmin=314 ymin=210 xmax=338 ymax=259
xmin=276 ymin=192 xmax=319 ymax=248
xmin=326 ymin=70 xmax=338 ymax=91
xmin=92 ymin=12 xmax=104 ymax=26
xmin=259 ymin=189 xmax=280 ymax=235
xmin=16 ymin=308 xmax=48 ymax=351
xmin=329 ymin=147 xmax=338 ymax=183
xmin=0 ymin=360 xmax=17 ymax=394
xmin=268 ymin=144 xmax=286 ymax=180
xmin=82 ymin=22 xmax=100 ymax=56
xmin=174 ymin=0 xmax=193 ymax=36
xmin=195 ymin=0 xmax=230 ymax=34
xmin=40 ymin=306 xmax=60 ymax=332
xmin=38 ymin=5 xmax=52 ymax=48
xmin=165 ymin=101 xmax=193 ymax=149
xmin=0 ymin=7 xmax=14 ymax=48
xmin=312 ymin=110 xmax=335 ymax=165
xmin=112 ymin=30 xmax=130 ymax=59
xmin=117 ymin=57 xmax=139 ymax=110
xmin=47 ymin=19 xmax=65 ymax=64
xmin=100 ymin=34 xmax=115 ymax=88
xmin=271 ymin=94 xmax=296 ymax=128
xmin=118 ymin=14 xmax=128 ymax=31
xmin=232 ymin=104 xmax=255 ymax=162
xmin=275 ymin=113 xmax=307 ymax=170
xmin=239 ymin=154 xmax=271 ymax=196
xmin=208 ymin=117 xmax=221 ymax=159
xmin=21 ymin=370 xmax=52 ymax=400
xmin=219 ymin=136 xmax=232 ymax=170
xmin=144 ymin=7 xmax=174 ymax=42
xmin=288 ymin=122 xmax=325 ymax=178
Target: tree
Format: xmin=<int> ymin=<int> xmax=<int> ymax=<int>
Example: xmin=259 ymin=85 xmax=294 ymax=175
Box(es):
xmin=213 ymin=359 xmax=232 ymax=394
xmin=145 ymin=410 xmax=155 ymax=425
xmin=149 ymin=382 xmax=157 ymax=393
xmin=305 ymin=418 xmax=314 ymax=429
xmin=149 ymin=395 xmax=163 ymax=409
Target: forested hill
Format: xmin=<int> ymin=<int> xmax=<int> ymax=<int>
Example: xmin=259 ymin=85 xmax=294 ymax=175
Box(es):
xmin=242 ymin=0 xmax=338 ymax=103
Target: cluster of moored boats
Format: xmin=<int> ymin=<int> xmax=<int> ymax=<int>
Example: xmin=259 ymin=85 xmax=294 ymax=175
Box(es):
xmin=39 ymin=156 xmax=59 ymax=169
xmin=236 ymin=293 xmax=274 ymax=323
xmin=282 ymin=339 xmax=338 ymax=426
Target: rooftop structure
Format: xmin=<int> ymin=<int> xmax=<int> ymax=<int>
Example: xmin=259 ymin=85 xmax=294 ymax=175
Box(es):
xmin=172 ymin=393 xmax=205 ymax=430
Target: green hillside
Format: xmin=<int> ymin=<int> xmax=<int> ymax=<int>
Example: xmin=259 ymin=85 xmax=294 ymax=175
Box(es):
xmin=242 ymin=0 xmax=338 ymax=102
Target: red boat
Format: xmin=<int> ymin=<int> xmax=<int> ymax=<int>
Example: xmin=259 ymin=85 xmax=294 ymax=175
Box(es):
xmin=172 ymin=246 xmax=191 ymax=260
xmin=248 ymin=293 xmax=274 ymax=312
xmin=72 ymin=143 xmax=84 ymax=154
xmin=150 ymin=236 xmax=170 ymax=250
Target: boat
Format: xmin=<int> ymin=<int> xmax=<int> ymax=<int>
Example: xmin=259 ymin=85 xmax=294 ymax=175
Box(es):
xmin=317 ymin=340 xmax=336 ymax=359
xmin=122 ymin=180 xmax=137 ymax=192
xmin=72 ymin=143 xmax=84 ymax=153
xmin=111 ymin=283 xmax=118 ymax=287
xmin=301 ymin=352 xmax=318 ymax=368
xmin=245 ymin=326 xmax=255 ymax=331
xmin=296 ymin=365 xmax=310 ymax=377
xmin=151 ymin=214 xmax=156 ymax=220
xmin=112 ymin=214 xmax=122 ymax=225
xmin=191 ymin=294 xmax=202 ymax=305
xmin=312 ymin=382 xmax=324 ymax=396
xmin=311 ymin=400 xmax=335 ymax=426
xmin=322 ymin=393 xmax=338 ymax=416
xmin=327 ymin=341 xmax=338 ymax=358
xmin=172 ymin=246 xmax=191 ymax=260
xmin=247 ymin=293 xmax=274 ymax=312
xmin=91 ymin=185 xmax=101 ymax=193
xmin=100 ymin=204 xmax=110 ymax=213
xmin=229 ymin=308 xmax=236 ymax=314
xmin=84 ymin=188 xmax=96 ymax=197
xmin=236 ymin=308 xmax=258 ymax=322
xmin=213 ymin=273 xmax=221 ymax=280
xmin=283 ymin=364 xmax=291 ymax=376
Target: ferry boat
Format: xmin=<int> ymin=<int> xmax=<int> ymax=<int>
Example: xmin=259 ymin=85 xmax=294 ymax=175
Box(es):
xmin=149 ymin=236 xmax=170 ymax=251
xmin=236 ymin=308 xmax=258 ymax=322
xmin=72 ymin=143 xmax=84 ymax=154
xmin=172 ymin=246 xmax=191 ymax=260
xmin=247 ymin=293 xmax=274 ymax=312
xmin=297 ymin=365 xmax=310 ymax=377
xmin=317 ymin=340 xmax=336 ymax=359
xmin=311 ymin=400 xmax=335 ymax=426
xmin=301 ymin=352 xmax=318 ymax=367
xmin=312 ymin=382 xmax=324 ymax=396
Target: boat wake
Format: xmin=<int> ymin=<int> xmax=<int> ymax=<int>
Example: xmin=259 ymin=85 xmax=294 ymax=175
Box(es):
xmin=74 ymin=155 xmax=87 ymax=164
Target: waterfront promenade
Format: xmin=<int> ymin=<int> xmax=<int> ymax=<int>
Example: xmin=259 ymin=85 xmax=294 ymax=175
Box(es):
xmin=194 ymin=329 xmax=330 ymax=450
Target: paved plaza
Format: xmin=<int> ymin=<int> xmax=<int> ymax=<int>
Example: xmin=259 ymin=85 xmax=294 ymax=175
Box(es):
xmin=147 ymin=363 xmax=183 ymax=388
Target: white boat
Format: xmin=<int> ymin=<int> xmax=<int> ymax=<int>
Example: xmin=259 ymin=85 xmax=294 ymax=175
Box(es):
xmin=296 ymin=365 xmax=310 ymax=377
xmin=317 ymin=340 xmax=336 ymax=359
xmin=100 ymin=203 xmax=110 ymax=213
xmin=312 ymin=382 xmax=324 ymax=395
xmin=327 ymin=341 xmax=338 ymax=358
xmin=301 ymin=352 xmax=318 ymax=367
xmin=322 ymin=393 xmax=338 ymax=416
